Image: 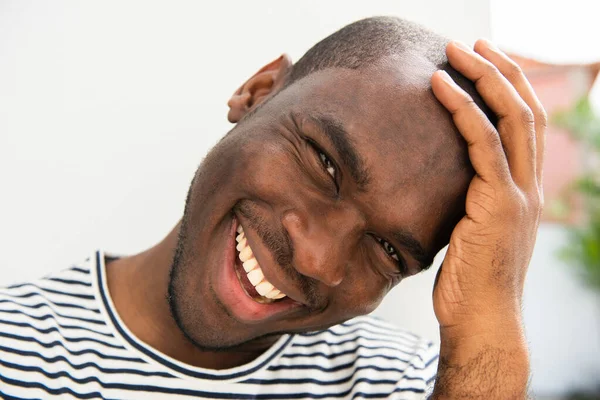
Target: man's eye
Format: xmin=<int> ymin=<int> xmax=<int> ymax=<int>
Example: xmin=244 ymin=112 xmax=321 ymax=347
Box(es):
xmin=376 ymin=237 xmax=400 ymax=263
xmin=318 ymin=150 xmax=336 ymax=179
xmin=307 ymin=139 xmax=337 ymax=181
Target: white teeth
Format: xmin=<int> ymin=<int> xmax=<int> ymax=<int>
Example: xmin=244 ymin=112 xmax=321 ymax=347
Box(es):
xmin=243 ymin=258 xmax=258 ymax=272
xmin=247 ymin=268 xmax=264 ymax=286
xmin=239 ymin=246 xmax=253 ymax=262
xmin=255 ymin=281 xmax=274 ymax=296
xmin=234 ymin=222 xmax=287 ymax=301
xmin=264 ymin=288 xmax=281 ymax=299
xmin=236 ymin=237 xmax=247 ymax=252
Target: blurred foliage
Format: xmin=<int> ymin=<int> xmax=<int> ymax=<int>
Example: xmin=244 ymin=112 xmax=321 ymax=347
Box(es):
xmin=566 ymin=388 xmax=600 ymax=400
xmin=552 ymin=97 xmax=600 ymax=291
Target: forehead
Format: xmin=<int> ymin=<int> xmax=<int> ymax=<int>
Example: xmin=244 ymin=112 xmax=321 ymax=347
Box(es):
xmin=275 ymin=53 xmax=470 ymax=249
xmin=290 ymin=53 xmax=459 ymax=164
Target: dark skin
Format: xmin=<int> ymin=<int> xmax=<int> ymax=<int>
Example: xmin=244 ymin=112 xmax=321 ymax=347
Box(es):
xmin=109 ymin=40 xmax=545 ymax=398
xmin=109 ymin=50 xmax=467 ymax=364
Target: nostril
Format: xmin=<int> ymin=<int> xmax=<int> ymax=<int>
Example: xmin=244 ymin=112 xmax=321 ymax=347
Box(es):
xmin=281 ymin=209 xmax=348 ymax=288
xmin=330 ymin=274 xmax=344 ymax=288
xmin=294 ymin=247 xmax=346 ymax=288
xmin=321 ymin=261 xmax=345 ymax=288
xmin=322 ymin=275 xmax=343 ymax=288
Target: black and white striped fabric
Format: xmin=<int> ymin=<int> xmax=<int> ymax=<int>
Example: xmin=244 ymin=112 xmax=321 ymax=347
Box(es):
xmin=0 ymin=250 xmax=438 ymax=399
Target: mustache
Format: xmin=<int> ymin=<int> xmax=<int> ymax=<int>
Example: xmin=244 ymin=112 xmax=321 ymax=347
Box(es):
xmin=235 ymin=201 xmax=323 ymax=309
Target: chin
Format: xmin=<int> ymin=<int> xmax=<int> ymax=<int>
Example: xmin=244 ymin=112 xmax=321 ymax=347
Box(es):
xmin=167 ymin=205 xmax=308 ymax=350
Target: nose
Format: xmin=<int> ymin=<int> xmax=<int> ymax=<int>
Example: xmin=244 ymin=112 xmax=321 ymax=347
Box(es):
xmin=281 ymin=205 xmax=364 ymax=288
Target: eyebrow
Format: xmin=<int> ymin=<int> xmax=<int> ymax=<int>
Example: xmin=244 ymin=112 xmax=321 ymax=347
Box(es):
xmin=303 ymin=114 xmax=371 ymax=191
xmin=392 ymin=229 xmax=434 ymax=272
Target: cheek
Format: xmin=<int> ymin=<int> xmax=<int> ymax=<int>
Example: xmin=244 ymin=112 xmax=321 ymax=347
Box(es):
xmin=235 ymin=137 xmax=308 ymax=201
xmin=333 ymin=268 xmax=392 ymax=318
xmin=191 ymin=132 xmax=298 ymax=208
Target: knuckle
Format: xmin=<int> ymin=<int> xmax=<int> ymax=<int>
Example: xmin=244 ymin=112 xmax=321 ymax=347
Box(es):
xmin=483 ymin=120 xmax=499 ymax=142
xmin=483 ymin=61 xmax=501 ymax=77
xmin=519 ymin=106 xmax=535 ymax=127
xmin=538 ymin=196 xmax=545 ymax=217
xmin=523 ymin=189 xmax=543 ymax=217
xmin=501 ymin=193 xmax=522 ymax=218
xmin=505 ymin=61 xmax=524 ymax=82
xmin=530 ymin=197 xmax=544 ymax=221
xmin=477 ymin=117 xmax=501 ymax=148
xmin=537 ymin=107 xmax=549 ymax=129
xmin=462 ymin=95 xmax=477 ymax=108
xmin=488 ymin=156 xmax=511 ymax=186
xmin=526 ymin=127 xmax=536 ymax=152
xmin=528 ymin=189 xmax=541 ymax=206
xmin=457 ymin=95 xmax=478 ymax=114
xmin=535 ymin=190 xmax=544 ymax=208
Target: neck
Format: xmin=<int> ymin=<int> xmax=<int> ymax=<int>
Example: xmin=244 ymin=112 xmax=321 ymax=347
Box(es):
xmin=105 ymin=222 xmax=279 ymax=370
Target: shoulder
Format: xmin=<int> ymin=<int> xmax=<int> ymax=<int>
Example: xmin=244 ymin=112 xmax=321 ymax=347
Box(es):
xmin=0 ymin=256 xmax=105 ymax=333
xmin=0 ymin=258 xmax=95 ymax=304
xmin=293 ymin=315 xmax=438 ymax=361
xmin=275 ymin=316 xmax=439 ymax=397
xmin=289 ymin=317 xmax=437 ymax=371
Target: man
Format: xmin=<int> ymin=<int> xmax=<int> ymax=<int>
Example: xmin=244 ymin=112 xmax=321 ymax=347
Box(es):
xmin=0 ymin=16 xmax=544 ymax=399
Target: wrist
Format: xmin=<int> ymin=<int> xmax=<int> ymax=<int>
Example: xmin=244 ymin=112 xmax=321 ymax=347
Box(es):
xmin=440 ymin=314 xmax=528 ymax=365
xmin=440 ymin=311 xmax=525 ymax=347
xmin=439 ymin=323 xmax=529 ymax=368
xmin=433 ymin=317 xmax=530 ymax=399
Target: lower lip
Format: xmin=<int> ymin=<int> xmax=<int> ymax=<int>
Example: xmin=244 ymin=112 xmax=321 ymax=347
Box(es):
xmin=214 ymin=216 xmax=301 ymax=323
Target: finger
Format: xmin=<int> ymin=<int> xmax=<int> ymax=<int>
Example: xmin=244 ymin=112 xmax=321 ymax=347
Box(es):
xmin=473 ymin=39 xmax=547 ymax=189
xmin=432 ymin=70 xmax=510 ymax=184
xmin=446 ymin=41 xmax=536 ymax=189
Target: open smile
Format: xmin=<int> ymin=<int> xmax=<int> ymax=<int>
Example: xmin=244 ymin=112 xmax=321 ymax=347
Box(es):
xmin=234 ymin=223 xmax=288 ymax=302
xmin=214 ymin=215 xmax=303 ymax=323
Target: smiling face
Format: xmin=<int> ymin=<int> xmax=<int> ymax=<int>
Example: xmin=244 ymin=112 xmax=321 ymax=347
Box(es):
xmin=168 ymin=53 xmax=473 ymax=350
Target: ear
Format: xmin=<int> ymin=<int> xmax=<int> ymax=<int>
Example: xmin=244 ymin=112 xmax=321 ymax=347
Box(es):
xmin=227 ymin=54 xmax=293 ymax=123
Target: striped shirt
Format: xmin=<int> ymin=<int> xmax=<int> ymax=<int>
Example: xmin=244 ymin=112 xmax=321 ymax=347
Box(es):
xmin=0 ymin=250 xmax=438 ymax=399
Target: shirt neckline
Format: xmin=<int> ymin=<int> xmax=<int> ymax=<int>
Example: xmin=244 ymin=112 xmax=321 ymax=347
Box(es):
xmin=92 ymin=249 xmax=295 ymax=382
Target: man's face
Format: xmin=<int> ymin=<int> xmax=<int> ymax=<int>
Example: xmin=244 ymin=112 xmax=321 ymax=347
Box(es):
xmin=169 ymin=53 xmax=473 ymax=349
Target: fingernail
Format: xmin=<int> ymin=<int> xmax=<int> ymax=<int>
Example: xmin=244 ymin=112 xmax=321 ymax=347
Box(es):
xmin=453 ymin=40 xmax=471 ymax=52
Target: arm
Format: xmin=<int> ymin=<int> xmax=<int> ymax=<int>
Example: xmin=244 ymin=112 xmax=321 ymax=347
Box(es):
xmin=428 ymin=39 xmax=546 ymax=399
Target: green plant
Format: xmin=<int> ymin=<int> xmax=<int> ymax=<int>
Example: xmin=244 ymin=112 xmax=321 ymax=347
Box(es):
xmin=552 ymin=96 xmax=600 ymax=291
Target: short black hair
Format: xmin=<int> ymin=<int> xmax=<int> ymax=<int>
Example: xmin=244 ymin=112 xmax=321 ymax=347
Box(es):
xmin=285 ymin=16 xmax=494 ymax=123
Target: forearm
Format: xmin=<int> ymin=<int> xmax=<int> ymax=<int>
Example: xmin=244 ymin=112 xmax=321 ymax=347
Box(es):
xmin=431 ymin=321 xmax=530 ymax=399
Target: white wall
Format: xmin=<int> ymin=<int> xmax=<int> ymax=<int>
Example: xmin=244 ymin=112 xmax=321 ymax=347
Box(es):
xmin=490 ymin=0 xmax=600 ymax=64
xmin=523 ymin=225 xmax=600 ymax=395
